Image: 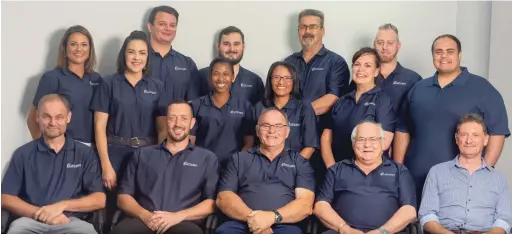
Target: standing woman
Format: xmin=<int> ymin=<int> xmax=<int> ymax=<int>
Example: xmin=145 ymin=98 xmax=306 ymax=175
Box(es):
xmin=27 ymin=25 xmax=102 ymax=146
xmin=190 ymin=57 xmax=255 ymax=167
xmin=321 ymin=47 xmax=396 ymax=168
xmin=254 ymin=61 xmax=318 ymax=159
xmin=90 ymin=30 xmax=166 ymax=191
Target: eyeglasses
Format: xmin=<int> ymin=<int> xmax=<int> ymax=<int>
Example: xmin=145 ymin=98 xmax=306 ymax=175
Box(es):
xmin=271 ymin=75 xmax=293 ymax=83
xmin=258 ymin=123 xmax=288 ymax=131
xmin=352 ymin=137 xmax=381 ymax=145
xmin=298 ymin=24 xmax=322 ymax=31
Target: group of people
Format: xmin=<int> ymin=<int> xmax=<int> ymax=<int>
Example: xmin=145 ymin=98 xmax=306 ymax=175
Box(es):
xmin=1 ymin=4 xmax=510 ymax=234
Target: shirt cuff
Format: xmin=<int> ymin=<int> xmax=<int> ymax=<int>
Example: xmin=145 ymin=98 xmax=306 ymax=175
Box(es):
xmin=493 ymin=219 xmax=511 ymax=234
xmin=420 ymin=214 xmax=439 ymax=229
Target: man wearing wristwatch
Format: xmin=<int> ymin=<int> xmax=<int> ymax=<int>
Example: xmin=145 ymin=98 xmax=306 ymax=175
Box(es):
xmin=314 ymin=121 xmax=417 ymax=234
xmin=215 ymin=108 xmax=316 ymax=234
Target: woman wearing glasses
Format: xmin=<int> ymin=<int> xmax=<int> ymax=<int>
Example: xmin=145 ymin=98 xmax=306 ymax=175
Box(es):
xmin=190 ymin=57 xmax=255 ymax=167
xmin=254 ymin=61 xmax=318 ymax=159
xmin=321 ymin=47 xmax=396 ymax=168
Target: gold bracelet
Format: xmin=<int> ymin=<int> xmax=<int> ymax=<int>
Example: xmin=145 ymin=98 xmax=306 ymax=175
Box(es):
xmin=337 ymin=222 xmax=346 ymax=233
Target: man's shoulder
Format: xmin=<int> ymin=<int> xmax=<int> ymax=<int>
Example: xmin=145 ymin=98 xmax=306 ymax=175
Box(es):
xmin=428 ymin=161 xmax=453 ymax=175
xmin=397 ymin=64 xmax=422 ymax=81
xmin=191 ymin=146 xmax=218 ymax=161
xmin=12 ymin=140 xmax=39 ymax=160
xmin=171 ymin=49 xmax=196 ymax=63
xmin=240 ymin=67 xmax=262 ymax=80
xmin=324 ymin=48 xmax=346 ymax=62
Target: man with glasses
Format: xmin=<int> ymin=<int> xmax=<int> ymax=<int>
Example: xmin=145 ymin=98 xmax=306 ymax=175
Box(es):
xmin=216 ymin=108 xmax=315 ymax=234
xmin=314 ymin=121 xmax=417 ymax=234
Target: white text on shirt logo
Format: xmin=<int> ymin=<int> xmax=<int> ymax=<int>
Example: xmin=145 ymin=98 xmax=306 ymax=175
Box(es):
xmin=89 ymin=81 xmax=100 ymax=86
xmin=311 ymin=67 xmax=324 ymax=71
xmin=281 ymin=163 xmax=296 ymax=168
xmin=240 ymin=83 xmax=253 ymax=88
xmin=288 ymin=122 xmax=300 ymax=127
xmin=183 ymin=161 xmax=198 ymax=167
xmin=230 ymin=110 xmax=244 ymax=115
xmin=175 ymin=66 xmax=187 ymax=71
xmin=393 ymin=81 xmax=407 ymax=86
xmin=364 ymin=102 xmax=376 ymax=106
xmin=67 ymin=163 xmax=82 ymax=169
xmin=380 ymin=172 xmax=395 ymax=177
xmin=144 ymin=90 xmax=157 ymax=95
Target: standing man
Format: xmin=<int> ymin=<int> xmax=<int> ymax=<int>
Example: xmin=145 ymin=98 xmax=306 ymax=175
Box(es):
xmin=393 ymin=34 xmax=509 ymax=203
xmin=285 ymin=9 xmax=350 ymax=116
xmin=147 ymin=5 xmax=201 ymax=103
xmin=373 ymin=23 xmax=422 ymax=113
xmin=198 ymin=26 xmax=264 ymax=105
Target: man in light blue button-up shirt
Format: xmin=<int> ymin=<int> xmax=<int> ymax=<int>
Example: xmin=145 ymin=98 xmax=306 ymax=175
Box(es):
xmin=419 ymin=113 xmax=512 ymax=234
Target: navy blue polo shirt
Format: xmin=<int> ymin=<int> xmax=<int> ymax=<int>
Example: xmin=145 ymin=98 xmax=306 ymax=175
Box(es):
xmin=324 ymin=86 xmax=396 ymax=161
xmin=198 ymin=66 xmax=265 ymax=105
xmin=375 ymin=63 xmax=422 ymax=113
xmin=190 ymin=94 xmax=255 ymax=165
xmin=32 ymin=68 xmax=103 ymax=143
xmin=397 ymin=67 xmax=510 ymax=189
xmin=150 ymin=47 xmax=201 ymax=102
xmin=118 ymin=141 xmax=219 ymax=212
xmin=254 ymin=98 xmax=318 ymax=152
xmin=316 ymin=157 xmax=416 ymax=231
xmin=90 ymin=73 xmax=167 ymax=139
xmin=285 ymin=45 xmax=350 ymax=101
xmin=1 ymin=136 xmax=103 ymax=217
xmin=217 ymin=147 xmax=315 ymax=211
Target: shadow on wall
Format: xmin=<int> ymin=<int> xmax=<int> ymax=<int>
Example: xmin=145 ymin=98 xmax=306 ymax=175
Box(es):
xmin=286 ymin=13 xmax=301 ymax=58
xmin=97 ymin=37 xmax=123 ymax=76
xmin=210 ymin=28 xmax=222 ymax=62
xmin=140 ymin=7 xmax=152 ymax=34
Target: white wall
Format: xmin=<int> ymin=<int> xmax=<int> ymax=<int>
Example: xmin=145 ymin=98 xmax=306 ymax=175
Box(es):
xmin=3 ymin=1 xmax=507 ymax=180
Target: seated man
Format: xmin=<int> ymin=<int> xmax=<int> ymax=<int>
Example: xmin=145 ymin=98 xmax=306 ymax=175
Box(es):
xmin=315 ymin=121 xmax=417 ymax=234
xmin=111 ymin=100 xmax=219 ymax=234
xmin=419 ymin=113 xmax=512 ymax=234
xmin=215 ymin=107 xmax=316 ymax=234
xmin=1 ymin=94 xmax=105 ymax=234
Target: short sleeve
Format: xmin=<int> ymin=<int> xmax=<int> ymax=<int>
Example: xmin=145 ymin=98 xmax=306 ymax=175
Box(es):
xmin=418 ymin=167 xmax=441 ymax=226
xmin=32 ymin=72 xmax=59 ymax=107
xmin=90 ymin=78 xmax=111 ymax=114
xmin=190 ymin=99 xmax=201 ymax=136
xmin=376 ymin=93 xmax=397 ymax=132
xmin=252 ymin=75 xmax=265 ymax=105
xmin=1 ymin=150 xmax=25 ymax=196
xmin=315 ymin=164 xmax=337 ymax=203
xmin=117 ymin=149 xmax=139 ymax=195
xmin=198 ymin=67 xmax=211 ymax=97
xmin=81 ymin=149 xmax=104 ymax=194
xmin=302 ymin=102 xmax=319 ymax=148
xmin=483 ymin=87 xmax=510 ymax=137
xmin=397 ymin=165 xmax=417 ymax=208
xmin=243 ymin=102 xmax=256 ymax=136
xmin=202 ymin=154 xmax=220 ymax=200
xmin=185 ymin=59 xmax=201 ymax=101
xmin=156 ymin=81 xmax=168 ymax=117
xmin=326 ymin=57 xmax=350 ymax=97
xmin=396 ymin=85 xmax=415 ymax=133
xmin=295 ymin=154 xmax=315 ymax=192
xmin=216 ymin=153 xmax=240 ymax=193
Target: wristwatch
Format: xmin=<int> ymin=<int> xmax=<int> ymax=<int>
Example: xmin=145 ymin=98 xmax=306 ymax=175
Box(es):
xmin=273 ymin=210 xmax=282 ymax=224
xmin=379 ymin=228 xmax=389 ymax=234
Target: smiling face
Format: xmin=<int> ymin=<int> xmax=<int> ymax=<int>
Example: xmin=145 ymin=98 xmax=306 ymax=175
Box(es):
xmin=456 ymin=121 xmax=489 ymax=159
xmin=352 ymin=53 xmax=380 ymax=86
xmin=432 ymin=37 xmax=462 ymax=74
xmin=125 ymin=39 xmax=148 ymax=74
xmin=166 ymin=103 xmax=195 ymax=143
xmin=218 ymin=32 xmax=244 ymax=65
xmin=374 ymin=29 xmax=400 ymax=63
xmin=148 ymin=11 xmax=177 ymax=44
xmin=353 ymin=122 xmax=383 ymax=164
xmin=298 ymin=15 xmax=325 ymax=48
xmin=257 ymin=110 xmax=290 ymax=148
xmin=211 ymin=62 xmax=234 ymax=93
xmin=271 ymin=65 xmax=294 ymax=98
xmin=66 ymin=32 xmax=90 ymax=66
xmin=37 ymin=99 xmax=71 ymax=139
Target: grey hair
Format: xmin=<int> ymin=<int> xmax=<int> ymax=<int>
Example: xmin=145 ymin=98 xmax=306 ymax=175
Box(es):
xmin=378 ymin=23 xmax=400 ymax=42
xmin=298 ymin=9 xmax=324 ymax=28
xmin=350 ymin=120 xmax=385 ymax=144
xmin=256 ymin=107 xmax=289 ymax=125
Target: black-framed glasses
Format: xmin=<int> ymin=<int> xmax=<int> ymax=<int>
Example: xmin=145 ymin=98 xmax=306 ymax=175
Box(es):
xmin=271 ymin=75 xmax=293 ymax=83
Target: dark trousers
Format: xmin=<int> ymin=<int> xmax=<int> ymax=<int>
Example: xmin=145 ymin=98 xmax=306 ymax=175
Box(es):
xmin=111 ymin=217 xmax=203 ymax=234
xmin=215 ymin=220 xmax=302 ymax=234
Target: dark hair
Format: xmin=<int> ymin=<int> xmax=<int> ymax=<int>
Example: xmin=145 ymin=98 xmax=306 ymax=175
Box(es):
xmin=57 ymin=25 xmax=97 ymax=73
xmin=456 ymin=113 xmax=488 ymax=135
xmin=218 ymin=26 xmax=245 ymax=44
xmin=38 ymin=94 xmax=71 ymax=112
xmin=352 ymin=47 xmax=381 ymax=68
xmin=263 ymin=61 xmax=301 ymax=107
xmin=166 ymin=99 xmax=192 ymax=115
xmin=208 ymin=57 xmax=234 ymax=78
xmin=298 ymin=9 xmax=324 ymax=28
xmin=117 ymin=30 xmax=152 ymax=76
xmin=148 ymin=5 xmax=179 ymax=25
xmin=431 ymin=34 xmax=462 ymax=54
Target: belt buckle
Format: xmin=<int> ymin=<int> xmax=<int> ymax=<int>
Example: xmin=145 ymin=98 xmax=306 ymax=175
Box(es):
xmin=131 ymin=137 xmax=141 ymax=148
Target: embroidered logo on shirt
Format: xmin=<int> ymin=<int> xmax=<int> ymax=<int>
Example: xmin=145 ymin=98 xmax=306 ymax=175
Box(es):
xmin=89 ymin=81 xmax=100 ymax=86
xmin=380 ymin=172 xmax=395 ymax=177
xmin=175 ymin=66 xmax=187 ymax=71
xmin=393 ymin=81 xmax=407 ymax=86
xmin=288 ymin=122 xmax=300 ymax=127
xmin=67 ymin=163 xmax=82 ymax=169
xmin=364 ymin=102 xmax=376 ymax=106
xmin=183 ymin=161 xmax=198 ymax=167
xmin=311 ymin=67 xmax=324 ymax=71
xmin=281 ymin=163 xmax=296 ymax=168
xmin=144 ymin=90 xmax=157 ymax=95
xmin=240 ymin=83 xmax=253 ymax=88
xmin=230 ymin=110 xmax=244 ymax=115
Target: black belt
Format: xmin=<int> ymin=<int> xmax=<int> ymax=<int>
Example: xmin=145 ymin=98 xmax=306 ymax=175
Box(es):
xmin=107 ymin=136 xmax=157 ymax=148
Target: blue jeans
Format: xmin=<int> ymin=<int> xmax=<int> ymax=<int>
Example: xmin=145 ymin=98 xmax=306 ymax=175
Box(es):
xmin=216 ymin=220 xmax=302 ymax=234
